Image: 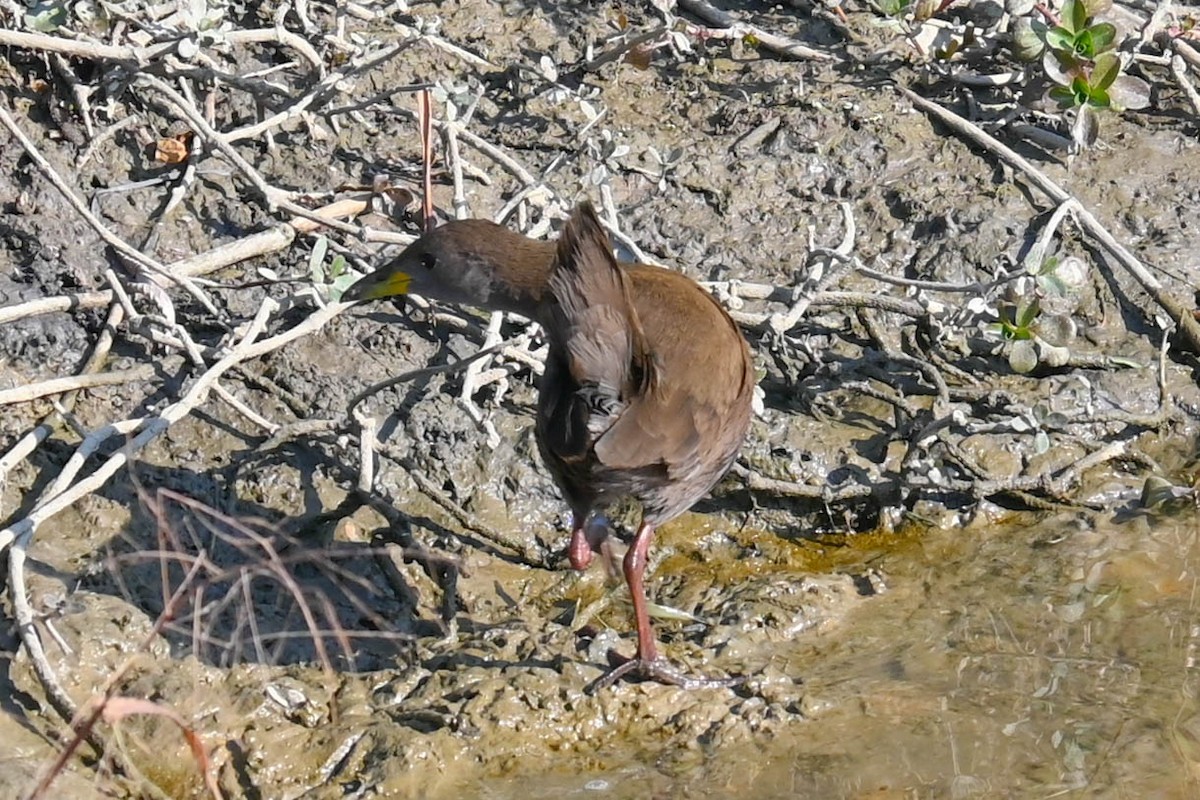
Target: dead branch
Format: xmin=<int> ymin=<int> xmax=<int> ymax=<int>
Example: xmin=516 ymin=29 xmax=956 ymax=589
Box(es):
xmin=898 ymin=84 xmax=1200 ymax=356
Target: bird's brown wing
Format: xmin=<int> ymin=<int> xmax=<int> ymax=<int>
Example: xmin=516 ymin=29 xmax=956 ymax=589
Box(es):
xmin=593 ymin=267 xmax=753 ymax=489
xmin=540 ymin=201 xmax=655 ymax=463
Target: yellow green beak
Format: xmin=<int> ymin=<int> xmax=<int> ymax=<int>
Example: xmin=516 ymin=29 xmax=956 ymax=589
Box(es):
xmin=341 ymin=268 xmax=412 ymax=302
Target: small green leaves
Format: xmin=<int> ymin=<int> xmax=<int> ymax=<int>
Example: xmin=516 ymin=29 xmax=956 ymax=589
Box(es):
xmin=997 ymin=296 xmax=1040 ymax=342
xmin=308 ymin=236 xmax=330 ymax=284
xmin=1015 ymin=296 xmax=1040 ymax=330
xmin=328 ymin=272 xmax=358 ymax=300
xmin=1048 ymin=80 xmax=1085 ymax=108
xmin=329 ymin=254 xmax=347 ymax=280
xmin=1036 ymin=255 xmax=1088 ymax=315
xmin=1080 ymin=74 xmax=1111 ymax=107
xmin=1012 ymin=18 xmax=1047 ymax=61
xmin=879 ymin=0 xmax=915 ymax=17
xmin=1085 ymin=23 xmax=1117 ymax=54
xmin=1069 ymin=21 xmax=1117 ymax=61
xmin=1048 ymin=68 xmax=1115 ymax=109
xmin=309 ymin=237 xmax=358 ymax=300
xmin=1065 ymin=0 xmax=1088 ymax=35
xmin=1036 ymin=0 xmax=1132 ymax=119
xmin=1045 ymin=26 xmax=1076 ymax=53
xmin=994 ymin=254 xmax=1088 ymax=374
xmin=1043 ymin=48 xmax=1079 ymax=85
xmin=1091 ymin=52 xmax=1120 ymax=90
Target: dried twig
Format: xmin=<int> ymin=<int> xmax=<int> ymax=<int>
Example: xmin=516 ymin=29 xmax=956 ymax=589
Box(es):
xmin=0 ymin=367 xmax=156 ymax=406
xmin=678 ymin=0 xmax=834 ymax=61
xmin=1170 ymin=53 xmax=1200 ymax=115
xmin=898 ymin=85 xmax=1200 ymax=356
xmin=0 ymin=28 xmax=175 ymax=62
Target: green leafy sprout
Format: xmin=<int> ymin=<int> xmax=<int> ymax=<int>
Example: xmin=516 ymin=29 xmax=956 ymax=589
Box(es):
xmin=991 ymin=255 xmax=1089 ymax=374
xmin=309 ymin=237 xmax=356 ymax=300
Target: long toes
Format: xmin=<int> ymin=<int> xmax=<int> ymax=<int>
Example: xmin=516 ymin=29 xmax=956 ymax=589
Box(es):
xmin=587 ymin=654 xmax=743 ymax=693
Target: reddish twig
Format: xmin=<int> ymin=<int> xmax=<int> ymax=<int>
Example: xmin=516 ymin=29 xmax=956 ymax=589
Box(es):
xmin=418 ymin=88 xmax=436 ymax=230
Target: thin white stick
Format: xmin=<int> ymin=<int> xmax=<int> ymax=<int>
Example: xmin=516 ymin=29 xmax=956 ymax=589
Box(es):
xmin=0 ymin=28 xmax=175 ymax=62
xmin=0 ymin=367 xmax=156 ymax=406
xmin=38 ymin=419 xmax=147 ymax=507
xmin=213 ymin=385 xmax=279 ymax=433
xmin=1171 ymin=54 xmax=1200 ymax=115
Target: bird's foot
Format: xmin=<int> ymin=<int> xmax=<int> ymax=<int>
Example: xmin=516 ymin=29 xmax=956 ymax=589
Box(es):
xmin=587 ymin=652 xmax=745 ymax=693
xmin=568 ymin=514 xmax=611 ymax=571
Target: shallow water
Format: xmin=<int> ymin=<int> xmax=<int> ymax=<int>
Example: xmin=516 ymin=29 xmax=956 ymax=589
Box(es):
xmin=469 ymin=509 xmax=1200 ymax=799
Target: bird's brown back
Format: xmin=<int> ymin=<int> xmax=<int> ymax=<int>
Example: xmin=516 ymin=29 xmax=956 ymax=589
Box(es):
xmin=536 ymin=204 xmax=754 ymax=524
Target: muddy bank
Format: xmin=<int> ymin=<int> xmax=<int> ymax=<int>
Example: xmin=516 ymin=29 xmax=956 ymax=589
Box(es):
xmin=3 ymin=0 xmax=1200 ymax=797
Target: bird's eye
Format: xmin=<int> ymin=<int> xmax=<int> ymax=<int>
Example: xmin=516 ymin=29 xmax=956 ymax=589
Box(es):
xmin=421 ymin=253 xmax=436 ymax=270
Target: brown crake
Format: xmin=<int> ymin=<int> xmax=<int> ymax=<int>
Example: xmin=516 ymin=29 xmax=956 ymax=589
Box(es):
xmin=342 ymin=201 xmax=754 ymax=689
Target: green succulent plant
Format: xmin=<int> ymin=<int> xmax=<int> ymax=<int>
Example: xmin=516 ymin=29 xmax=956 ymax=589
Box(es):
xmin=1046 ymin=53 xmax=1121 ymax=108
xmin=1043 ymin=0 xmax=1117 ymax=60
xmin=993 ymin=256 xmax=1087 ymax=374
xmin=879 ymin=0 xmax=916 ymax=17
xmin=1020 ymin=0 xmax=1152 ymax=115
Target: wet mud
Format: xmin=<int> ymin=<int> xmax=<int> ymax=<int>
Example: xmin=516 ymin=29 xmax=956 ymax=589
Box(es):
xmin=2 ymin=0 xmax=1200 ymax=797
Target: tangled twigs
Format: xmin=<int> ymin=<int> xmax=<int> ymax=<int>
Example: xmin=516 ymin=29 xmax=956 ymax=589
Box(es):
xmin=383 ymin=105 xmax=540 ymax=186
xmin=677 ymin=0 xmax=834 ymax=61
xmin=0 ymin=105 xmax=222 ymax=318
xmin=897 ymin=84 xmax=1200 ymax=357
xmin=767 ymin=202 xmax=857 ymax=334
xmin=131 ymin=49 xmax=407 ymax=233
xmin=1 ymin=302 xmax=272 ymax=719
xmin=1 ymin=299 xmax=358 ymax=733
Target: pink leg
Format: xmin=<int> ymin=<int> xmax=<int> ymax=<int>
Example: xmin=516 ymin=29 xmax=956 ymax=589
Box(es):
xmin=568 ymin=516 xmax=592 ymax=571
xmin=622 ymin=519 xmax=659 ymax=662
xmin=587 ymin=519 xmax=744 ymax=693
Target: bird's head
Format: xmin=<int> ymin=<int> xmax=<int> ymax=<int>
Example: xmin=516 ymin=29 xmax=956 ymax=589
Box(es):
xmin=342 ymin=219 xmax=554 ymax=316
